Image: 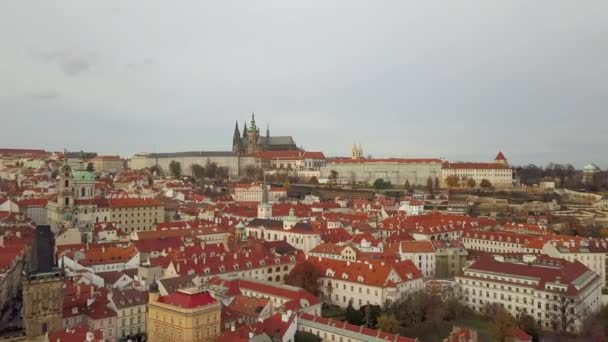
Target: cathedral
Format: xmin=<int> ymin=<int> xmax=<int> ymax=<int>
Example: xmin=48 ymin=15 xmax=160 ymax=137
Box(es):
xmin=232 ymin=113 xmax=298 ymax=154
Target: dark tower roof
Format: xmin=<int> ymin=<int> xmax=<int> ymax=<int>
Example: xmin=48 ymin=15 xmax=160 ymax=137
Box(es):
xmin=242 ymin=122 xmax=248 ymax=140
xmin=232 ymin=121 xmax=241 ymax=152
xmin=29 ymin=225 xmax=58 ymax=275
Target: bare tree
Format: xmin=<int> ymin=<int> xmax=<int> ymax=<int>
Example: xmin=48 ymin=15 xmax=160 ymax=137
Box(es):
xmin=551 ymin=295 xmax=585 ymax=334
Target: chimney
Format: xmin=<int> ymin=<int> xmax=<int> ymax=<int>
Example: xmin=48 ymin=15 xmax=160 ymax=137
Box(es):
xmin=101 ymin=246 xmax=105 ymax=253
xmin=0 ymin=235 xmax=4 ymax=248
xmin=15 ymin=231 xmax=21 ymax=238
xmin=177 ymin=263 xmax=181 ymax=274
xmin=76 ymin=284 xmax=81 ymax=297
xmin=369 ymin=264 xmax=372 ymax=270
xmin=194 ymin=256 xmax=198 ymax=265
xmin=90 ymin=285 xmax=94 ymax=297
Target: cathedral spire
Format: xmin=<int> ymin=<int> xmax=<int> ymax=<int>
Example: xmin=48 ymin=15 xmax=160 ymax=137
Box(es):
xmin=261 ymin=172 xmax=269 ymax=205
xmin=266 ymin=122 xmax=270 ymax=146
xmin=232 ymin=121 xmax=241 ymax=153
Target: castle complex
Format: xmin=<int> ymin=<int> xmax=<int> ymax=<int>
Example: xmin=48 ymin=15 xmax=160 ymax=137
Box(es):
xmin=232 ymin=113 xmax=298 ymax=154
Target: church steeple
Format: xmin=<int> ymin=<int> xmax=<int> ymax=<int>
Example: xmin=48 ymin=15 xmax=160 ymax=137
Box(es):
xmin=242 ymin=122 xmax=248 ymax=140
xmin=261 ymin=173 xmax=269 ymax=205
xmin=265 ymin=122 xmax=270 ymax=147
xmin=232 ymin=121 xmax=241 ymax=153
xmin=257 ymin=172 xmax=272 ymax=218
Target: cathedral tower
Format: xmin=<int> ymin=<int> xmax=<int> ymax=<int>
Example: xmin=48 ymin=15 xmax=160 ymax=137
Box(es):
xmin=232 ymin=121 xmax=242 ymax=153
xmin=247 ymin=113 xmax=261 ymax=154
xmin=23 ymin=226 xmax=64 ymax=339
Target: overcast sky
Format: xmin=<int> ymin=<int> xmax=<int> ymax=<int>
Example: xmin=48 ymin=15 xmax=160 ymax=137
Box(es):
xmin=1 ymin=1 xmax=607 ymax=167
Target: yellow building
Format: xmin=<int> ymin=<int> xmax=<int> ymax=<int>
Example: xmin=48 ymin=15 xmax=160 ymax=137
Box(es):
xmin=147 ymin=283 xmax=221 ymax=342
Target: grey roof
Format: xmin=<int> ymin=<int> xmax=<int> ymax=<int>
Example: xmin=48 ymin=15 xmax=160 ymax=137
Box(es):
xmin=158 ymin=274 xmax=197 ymax=294
xmin=247 ymin=219 xmax=284 ymax=229
xmin=147 ymin=151 xmax=237 ymax=158
xmin=112 ymin=288 xmax=148 ymax=309
xmin=258 ymin=136 xmax=296 ymax=146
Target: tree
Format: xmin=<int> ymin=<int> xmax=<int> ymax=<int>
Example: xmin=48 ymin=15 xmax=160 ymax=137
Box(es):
xmin=216 ymin=167 xmax=230 ymax=180
xmin=480 ymin=179 xmax=492 ymax=188
xmin=190 ymin=163 xmax=205 ymax=180
xmin=360 ymin=305 xmax=381 ymax=328
xmin=283 ymin=178 xmax=291 ymax=191
xmin=486 ymin=304 xmax=516 ymax=342
xmin=376 ymin=314 xmax=399 ymax=333
xmin=309 ymin=176 xmax=319 ymax=185
xmin=404 ymin=179 xmax=411 ymax=191
xmin=445 ymin=175 xmax=459 ymax=188
xmin=434 ymin=177 xmax=440 ymax=190
xmin=150 ymin=165 xmax=163 ymax=176
xmin=245 ymin=165 xmax=256 ymax=179
xmin=284 ymin=261 xmax=321 ymax=297
xmin=205 ymin=162 xmax=218 ymax=178
xmin=169 ymin=160 xmax=182 ymax=178
xmin=467 ymin=178 xmax=477 ymax=188
xmin=517 ymin=313 xmax=540 ymax=342
xmin=329 ymin=170 xmax=338 ymax=184
xmin=373 ymin=178 xmax=388 ymax=190
xmin=345 ymin=300 xmax=362 ymax=325
xmin=426 ymin=176 xmax=434 ymax=194
xmin=86 ymin=162 xmax=95 ymax=172
xmin=552 ymin=295 xmax=583 ymax=334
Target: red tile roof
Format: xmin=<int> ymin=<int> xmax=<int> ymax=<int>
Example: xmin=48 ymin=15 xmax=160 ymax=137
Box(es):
xmin=254 ymin=150 xmax=326 ymax=160
xmin=157 ymin=290 xmax=217 ymax=309
xmin=442 ymin=162 xmax=509 ymax=170
xmin=329 ymin=158 xmax=442 ymax=164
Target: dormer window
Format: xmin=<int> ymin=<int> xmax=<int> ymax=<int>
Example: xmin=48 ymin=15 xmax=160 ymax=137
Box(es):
xmin=357 ymin=276 xmax=364 ymax=282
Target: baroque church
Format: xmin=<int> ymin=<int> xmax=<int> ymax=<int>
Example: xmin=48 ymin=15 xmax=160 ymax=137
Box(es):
xmin=232 ymin=113 xmax=298 ymax=154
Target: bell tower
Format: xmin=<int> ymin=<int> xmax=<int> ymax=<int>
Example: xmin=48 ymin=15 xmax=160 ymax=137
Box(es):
xmin=247 ymin=113 xmax=260 ymax=154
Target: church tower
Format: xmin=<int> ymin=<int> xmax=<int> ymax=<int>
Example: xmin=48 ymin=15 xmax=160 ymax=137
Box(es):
xmin=23 ymin=226 xmax=64 ymax=339
xmin=247 ymin=113 xmax=260 ymax=154
xmin=232 ymin=121 xmax=242 ymax=153
xmin=257 ymin=173 xmax=272 ymax=219
xmin=351 ymin=143 xmax=363 ymax=160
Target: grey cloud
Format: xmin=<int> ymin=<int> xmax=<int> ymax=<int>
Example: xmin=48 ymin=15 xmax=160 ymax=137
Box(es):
xmin=30 ymin=48 xmax=98 ymax=76
xmin=28 ymin=90 xmax=60 ymax=100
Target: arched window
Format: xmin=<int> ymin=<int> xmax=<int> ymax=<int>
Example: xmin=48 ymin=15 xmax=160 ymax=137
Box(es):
xmin=64 ymin=180 xmax=69 ymax=187
xmin=81 ymin=187 xmax=85 ymax=197
xmin=64 ymin=197 xmax=69 ymax=206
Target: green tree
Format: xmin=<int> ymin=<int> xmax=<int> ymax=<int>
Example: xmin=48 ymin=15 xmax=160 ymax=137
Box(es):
xmin=169 ymin=160 xmax=182 ymax=178
xmin=445 ymin=175 xmax=459 ymax=188
xmin=480 ymin=179 xmax=492 ymax=188
xmin=376 ymin=314 xmax=399 ymax=333
xmin=345 ymin=300 xmax=362 ymax=325
xmin=86 ymin=162 xmax=95 ymax=172
xmin=426 ymin=176 xmax=434 ymax=194
xmin=150 ymin=165 xmax=163 ymax=176
xmin=284 ymin=261 xmax=321 ymax=296
xmin=467 ymin=178 xmax=477 ymax=188
xmin=434 ymin=177 xmax=440 ymax=190
xmin=329 ymin=170 xmax=338 ymax=184
xmin=373 ymin=178 xmax=387 ymax=190
xmin=190 ymin=163 xmax=205 ymax=180
xmin=404 ymin=179 xmax=411 ymax=191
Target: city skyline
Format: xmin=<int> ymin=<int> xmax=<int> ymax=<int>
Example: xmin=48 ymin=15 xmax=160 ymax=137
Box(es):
xmin=2 ymin=1 xmax=607 ymax=167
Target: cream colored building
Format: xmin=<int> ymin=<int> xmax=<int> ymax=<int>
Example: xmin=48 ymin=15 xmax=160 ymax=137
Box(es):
xmin=93 ymin=198 xmax=165 ymax=233
xmin=108 ymin=289 xmax=147 ymax=340
xmin=456 ymin=255 xmax=602 ymax=333
xmin=89 ymin=156 xmax=124 ymax=173
xmin=441 ymin=152 xmax=513 ymax=188
xmin=310 ymin=257 xmax=424 ymax=309
xmin=321 ymin=158 xmax=443 ymax=186
xmin=130 ymin=152 xmax=241 ymax=178
xmin=147 ymin=286 xmax=221 ymax=342
xmin=542 ymin=238 xmax=608 ymax=289
xmin=233 ymin=183 xmax=287 ymax=202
